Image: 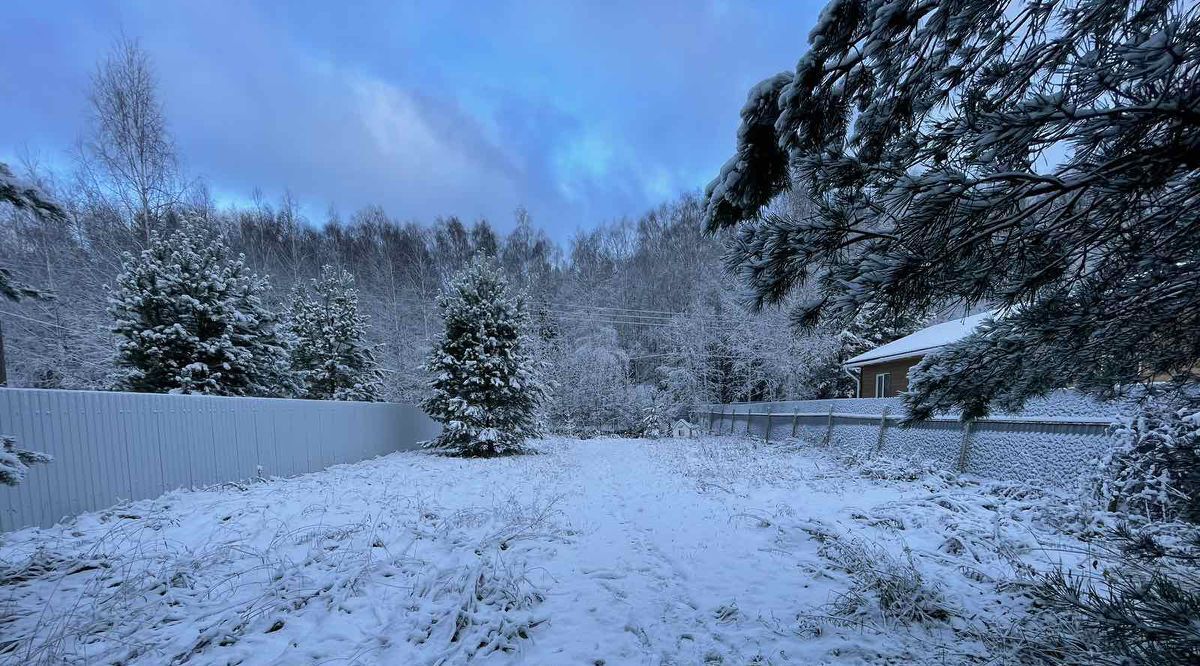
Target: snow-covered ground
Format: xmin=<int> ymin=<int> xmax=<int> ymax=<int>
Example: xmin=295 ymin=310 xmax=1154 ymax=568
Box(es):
xmin=1 ymin=437 xmax=1104 ymax=664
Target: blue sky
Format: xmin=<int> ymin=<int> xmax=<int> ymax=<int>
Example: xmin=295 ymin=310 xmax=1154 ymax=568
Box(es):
xmin=0 ymin=1 xmax=821 ymax=238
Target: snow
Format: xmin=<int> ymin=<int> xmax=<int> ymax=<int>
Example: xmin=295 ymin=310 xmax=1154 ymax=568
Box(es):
xmin=1 ymin=436 xmax=1104 ymax=664
xmin=844 ymin=311 xmax=993 ymax=367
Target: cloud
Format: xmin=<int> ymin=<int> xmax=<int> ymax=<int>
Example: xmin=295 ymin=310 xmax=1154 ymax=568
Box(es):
xmin=0 ymin=0 xmax=821 ymax=239
xmin=127 ymin=1 xmax=530 ymax=228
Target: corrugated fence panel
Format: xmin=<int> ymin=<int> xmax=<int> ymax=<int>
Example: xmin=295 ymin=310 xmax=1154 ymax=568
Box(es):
xmin=0 ymin=388 xmax=440 ymax=531
xmin=696 ymin=397 xmax=1118 ymax=487
xmin=967 ymin=419 xmax=1112 ymax=485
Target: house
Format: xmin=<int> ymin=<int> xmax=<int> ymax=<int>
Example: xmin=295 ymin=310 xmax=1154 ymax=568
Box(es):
xmin=843 ymin=312 xmax=991 ymax=398
xmin=671 ymin=419 xmax=701 ymax=438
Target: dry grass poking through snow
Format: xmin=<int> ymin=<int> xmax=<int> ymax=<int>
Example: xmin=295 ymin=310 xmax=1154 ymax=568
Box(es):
xmin=0 ymin=452 xmax=573 ymax=665
xmin=645 ymin=437 xmax=1158 ymax=664
xmin=799 ymin=527 xmax=955 ymax=627
xmin=0 ymin=436 xmax=1172 ymax=664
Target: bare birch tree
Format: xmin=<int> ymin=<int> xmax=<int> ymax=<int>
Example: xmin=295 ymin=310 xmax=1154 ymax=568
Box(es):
xmin=78 ymin=38 xmax=178 ymax=245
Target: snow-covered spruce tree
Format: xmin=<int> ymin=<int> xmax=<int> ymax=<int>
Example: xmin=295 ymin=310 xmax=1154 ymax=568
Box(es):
xmin=702 ymin=0 xmax=1200 ymax=421
xmin=287 ymin=265 xmax=383 ymax=401
xmin=110 ymin=218 xmax=293 ymax=396
xmin=421 ymin=258 xmax=548 ymax=457
xmin=225 ymin=259 xmax=296 ymax=396
xmin=635 ymin=391 xmax=670 ymax=439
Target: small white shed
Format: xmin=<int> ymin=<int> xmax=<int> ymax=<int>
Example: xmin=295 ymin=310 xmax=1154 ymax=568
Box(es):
xmin=671 ymin=419 xmax=701 ymax=439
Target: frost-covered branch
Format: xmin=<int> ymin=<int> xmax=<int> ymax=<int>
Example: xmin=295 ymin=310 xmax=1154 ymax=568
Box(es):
xmin=0 ymin=435 xmax=52 ymax=486
xmin=703 ymin=0 xmax=1200 ymax=416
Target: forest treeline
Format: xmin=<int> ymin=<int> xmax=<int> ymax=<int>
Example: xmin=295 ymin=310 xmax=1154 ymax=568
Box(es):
xmin=0 ymin=39 xmax=882 ymax=433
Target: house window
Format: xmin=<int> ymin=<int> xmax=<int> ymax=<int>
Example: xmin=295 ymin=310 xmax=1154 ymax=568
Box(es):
xmin=875 ymin=372 xmax=891 ymax=397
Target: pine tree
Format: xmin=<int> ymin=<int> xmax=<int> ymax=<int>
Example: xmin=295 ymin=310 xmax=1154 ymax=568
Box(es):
xmin=702 ymin=0 xmax=1200 ymax=419
xmin=0 ymin=162 xmax=61 ymax=302
xmin=287 ymin=265 xmax=383 ymax=401
xmin=109 ymin=218 xmax=292 ymax=396
xmin=421 ymin=258 xmax=548 ymax=456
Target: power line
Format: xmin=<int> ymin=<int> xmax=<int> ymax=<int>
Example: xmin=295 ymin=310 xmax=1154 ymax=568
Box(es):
xmin=546 ymin=312 xmax=793 ymax=332
xmin=532 ymin=300 xmax=688 ymax=318
xmin=532 ymin=300 xmax=768 ymax=325
xmin=3 ymin=259 xmax=782 ymax=327
xmin=0 ymin=309 xmax=75 ymax=331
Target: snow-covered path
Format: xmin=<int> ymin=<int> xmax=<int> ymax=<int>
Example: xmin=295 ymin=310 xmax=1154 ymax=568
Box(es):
xmin=529 ymin=440 xmax=852 ymax=664
xmin=1 ymin=437 xmax=1089 ymax=665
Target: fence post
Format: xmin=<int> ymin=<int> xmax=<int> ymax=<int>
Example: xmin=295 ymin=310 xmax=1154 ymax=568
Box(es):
xmin=0 ymin=317 xmax=6 ymax=386
xmin=957 ymin=419 xmax=975 ymax=472
xmin=764 ymin=408 xmax=772 ymax=444
xmin=872 ymin=407 xmax=890 ymax=457
xmin=791 ymin=409 xmax=799 ymax=438
xmin=728 ymin=408 xmax=735 ymax=435
xmin=822 ymin=405 xmax=835 ymax=447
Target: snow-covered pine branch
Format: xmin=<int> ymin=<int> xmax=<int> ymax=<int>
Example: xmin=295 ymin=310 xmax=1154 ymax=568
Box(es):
xmin=0 ymin=435 xmax=52 ymax=486
xmin=0 ymin=162 xmax=62 ymax=302
xmin=703 ymin=0 xmax=1200 ymax=418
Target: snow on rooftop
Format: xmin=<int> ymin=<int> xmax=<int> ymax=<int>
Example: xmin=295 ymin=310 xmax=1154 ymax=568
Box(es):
xmin=844 ymin=311 xmax=992 ymax=367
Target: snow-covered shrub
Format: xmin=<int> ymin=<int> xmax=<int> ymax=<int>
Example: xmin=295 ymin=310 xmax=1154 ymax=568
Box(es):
xmin=421 ymin=258 xmax=548 ymax=457
xmin=633 ymin=386 xmax=671 ymax=439
xmin=0 ymin=435 xmax=52 ymax=486
xmin=406 ymin=553 xmax=546 ymax=660
xmin=1004 ymin=397 xmax=1200 ymax=665
xmin=28 ymin=365 xmax=64 ymax=389
xmin=1099 ymin=401 xmax=1200 ymax=523
xmin=840 ymin=452 xmax=954 ymax=484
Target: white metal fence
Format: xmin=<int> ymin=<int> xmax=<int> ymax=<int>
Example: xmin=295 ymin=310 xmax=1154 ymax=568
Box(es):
xmin=0 ymin=388 xmax=440 ymax=531
xmin=696 ymin=397 xmax=1118 ymax=487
